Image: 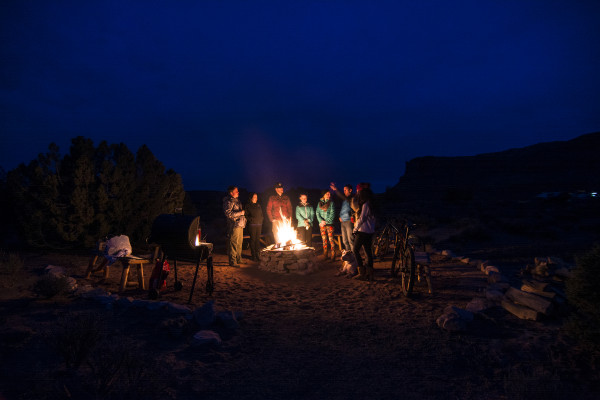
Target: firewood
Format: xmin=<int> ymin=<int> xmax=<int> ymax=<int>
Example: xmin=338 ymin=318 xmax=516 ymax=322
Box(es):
xmin=521 ymin=279 xmax=549 ymax=292
xmin=505 ymin=287 xmax=554 ymax=316
xmin=520 ymin=280 xmax=557 ymax=299
xmin=501 ymin=299 xmax=540 ymax=321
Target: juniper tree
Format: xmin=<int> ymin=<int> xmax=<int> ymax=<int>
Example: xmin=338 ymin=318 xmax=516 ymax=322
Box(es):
xmin=6 ymin=137 xmax=184 ymax=249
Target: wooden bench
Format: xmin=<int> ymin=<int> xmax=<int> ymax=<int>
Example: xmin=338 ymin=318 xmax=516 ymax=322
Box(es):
xmin=86 ymin=241 xmax=159 ymax=293
xmin=414 ymin=251 xmax=433 ymax=294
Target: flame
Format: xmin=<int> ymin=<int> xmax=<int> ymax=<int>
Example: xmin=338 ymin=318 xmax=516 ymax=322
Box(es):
xmin=195 ymin=234 xmax=200 ymax=246
xmin=272 ymin=207 xmax=307 ymax=250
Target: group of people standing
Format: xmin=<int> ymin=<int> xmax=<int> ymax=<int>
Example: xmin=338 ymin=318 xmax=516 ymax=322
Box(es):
xmin=222 ymin=181 xmax=376 ymax=281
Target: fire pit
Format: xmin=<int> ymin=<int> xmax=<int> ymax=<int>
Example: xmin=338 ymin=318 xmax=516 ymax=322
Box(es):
xmin=259 ymin=245 xmax=318 ymax=274
xmin=258 ymin=211 xmax=318 ymax=275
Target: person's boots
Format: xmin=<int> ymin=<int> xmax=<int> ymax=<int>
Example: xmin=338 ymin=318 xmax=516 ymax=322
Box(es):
xmin=354 ymin=266 xmax=367 ymax=280
xmin=330 ymin=248 xmax=336 ymax=261
xmin=366 ymin=266 xmax=374 ymax=282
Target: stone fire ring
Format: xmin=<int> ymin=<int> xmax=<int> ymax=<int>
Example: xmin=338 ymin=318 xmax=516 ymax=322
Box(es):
xmin=259 ymin=247 xmax=319 ymax=275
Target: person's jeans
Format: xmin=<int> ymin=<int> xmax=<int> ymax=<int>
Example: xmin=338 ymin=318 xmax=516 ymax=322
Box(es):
xmin=298 ymin=224 xmax=313 ymax=246
xmin=248 ymin=224 xmax=262 ymax=260
xmin=353 ymin=231 xmax=373 ymax=269
xmin=340 ymin=220 xmax=354 ymax=252
xmin=228 ymin=226 xmax=243 ymax=265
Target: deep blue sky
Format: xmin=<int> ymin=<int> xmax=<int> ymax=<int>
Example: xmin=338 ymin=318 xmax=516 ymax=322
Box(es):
xmin=1 ymin=0 xmax=599 ymax=193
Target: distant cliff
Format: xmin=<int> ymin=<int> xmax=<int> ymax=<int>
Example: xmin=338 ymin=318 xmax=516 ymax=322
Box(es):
xmin=388 ymin=132 xmax=600 ymax=203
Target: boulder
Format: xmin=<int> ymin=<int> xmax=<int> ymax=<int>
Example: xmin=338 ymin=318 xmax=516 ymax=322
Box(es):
xmin=216 ymin=311 xmax=239 ymax=330
xmin=194 ymin=300 xmax=216 ymax=328
xmin=192 ymin=330 xmax=222 ymax=347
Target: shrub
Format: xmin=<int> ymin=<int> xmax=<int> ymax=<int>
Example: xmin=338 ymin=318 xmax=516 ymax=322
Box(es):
xmin=52 ymin=312 xmax=105 ymax=369
xmin=0 ymin=249 xmax=23 ymax=275
xmin=34 ymin=274 xmax=70 ymax=298
xmin=565 ymin=243 xmax=600 ymax=352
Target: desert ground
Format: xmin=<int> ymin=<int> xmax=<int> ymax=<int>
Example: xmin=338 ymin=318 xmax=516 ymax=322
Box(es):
xmin=1 ymin=241 xmax=599 ymax=400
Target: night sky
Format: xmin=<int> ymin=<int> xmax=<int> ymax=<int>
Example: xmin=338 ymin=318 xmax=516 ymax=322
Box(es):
xmin=1 ymin=1 xmax=599 ymax=193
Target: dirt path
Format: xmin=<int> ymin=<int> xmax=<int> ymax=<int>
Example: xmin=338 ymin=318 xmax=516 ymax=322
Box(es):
xmin=0 ymin=250 xmax=597 ymax=399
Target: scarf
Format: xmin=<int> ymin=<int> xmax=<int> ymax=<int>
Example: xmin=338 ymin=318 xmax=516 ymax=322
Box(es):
xmin=319 ymin=199 xmax=330 ymax=211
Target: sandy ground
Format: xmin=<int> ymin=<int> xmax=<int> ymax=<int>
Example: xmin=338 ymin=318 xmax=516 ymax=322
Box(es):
xmin=0 ymin=248 xmax=598 ymax=400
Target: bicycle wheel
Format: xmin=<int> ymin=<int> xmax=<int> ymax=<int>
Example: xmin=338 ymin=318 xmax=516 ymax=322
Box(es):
xmin=372 ymin=229 xmax=388 ymax=260
xmin=390 ymin=240 xmax=401 ymax=277
xmin=400 ymin=247 xmax=416 ymax=296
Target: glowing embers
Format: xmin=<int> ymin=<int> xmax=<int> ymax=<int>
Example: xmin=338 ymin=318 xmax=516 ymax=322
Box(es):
xmin=269 ymin=210 xmax=309 ymax=251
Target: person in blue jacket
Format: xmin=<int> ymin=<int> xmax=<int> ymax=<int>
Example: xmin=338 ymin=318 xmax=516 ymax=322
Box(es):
xmin=316 ymin=190 xmax=336 ymax=261
xmin=295 ymin=193 xmax=314 ymax=246
xmin=330 ymin=182 xmax=354 ymax=252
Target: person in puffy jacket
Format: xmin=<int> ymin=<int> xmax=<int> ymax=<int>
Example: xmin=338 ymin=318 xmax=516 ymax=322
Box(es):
xmin=295 ymin=193 xmax=314 ymax=246
xmin=330 ymin=182 xmax=354 ymax=252
xmin=266 ymin=182 xmax=292 ymax=244
xmin=223 ymin=186 xmax=246 ymax=267
xmin=245 ymin=192 xmax=264 ymax=262
xmin=316 ymin=190 xmax=336 ymax=261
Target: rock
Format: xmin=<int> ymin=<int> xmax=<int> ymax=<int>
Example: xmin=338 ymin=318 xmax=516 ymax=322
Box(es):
xmin=554 ymin=267 xmax=572 ymax=279
xmin=45 ymin=265 xmax=66 ymax=277
xmin=192 ymin=330 xmax=222 ymax=346
xmin=194 ymin=300 xmax=216 ymax=328
xmin=162 ymin=316 xmax=188 ymax=338
xmin=167 ymin=302 xmax=192 ymax=315
xmin=95 ymin=294 xmax=115 ymax=305
xmin=465 ymin=297 xmax=492 ymax=313
xmin=484 ymin=265 xmax=500 ymax=275
xmin=441 ymin=249 xmax=455 ymax=258
xmin=216 ymin=311 xmax=239 ymax=330
xmin=132 ymin=299 xmax=149 ymax=308
xmin=147 ymin=301 xmax=168 ymax=311
xmin=488 ymin=272 xmax=507 ymax=284
xmin=436 ymin=312 xmax=467 ymax=332
xmin=66 ymin=277 xmax=78 ymax=292
xmin=488 ymin=282 xmax=510 ymax=292
xmin=75 ymin=285 xmax=108 ymax=298
xmin=116 ymin=296 xmax=134 ymax=307
xmin=485 ymin=288 xmax=505 ymax=304
xmin=233 ymin=311 xmax=244 ymax=321
xmin=443 ymin=305 xmax=474 ymax=322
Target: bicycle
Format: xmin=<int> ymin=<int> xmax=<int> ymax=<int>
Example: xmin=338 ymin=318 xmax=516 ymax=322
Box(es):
xmin=372 ymin=220 xmax=418 ymax=296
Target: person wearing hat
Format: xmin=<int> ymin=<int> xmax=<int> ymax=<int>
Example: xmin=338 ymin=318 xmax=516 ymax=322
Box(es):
xmin=316 ymin=189 xmax=337 ymax=261
xmin=266 ymin=182 xmax=292 ymax=243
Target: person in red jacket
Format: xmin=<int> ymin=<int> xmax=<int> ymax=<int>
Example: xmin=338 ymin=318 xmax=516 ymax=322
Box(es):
xmin=266 ymin=182 xmax=293 ymax=244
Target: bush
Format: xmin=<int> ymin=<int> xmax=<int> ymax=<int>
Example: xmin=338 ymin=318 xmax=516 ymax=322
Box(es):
xmin=52 ymin=312 xmax=105 ymax=369
xmin=34 ymin=274 xmax=70 ymax=298
xmin=565 ymin=243 xmax=600 ymax=352
xmin=0 ymin=249 xmax=23 ymax=275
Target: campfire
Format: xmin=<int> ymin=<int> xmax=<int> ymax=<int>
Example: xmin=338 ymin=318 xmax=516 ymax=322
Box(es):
xmin=267 ymin=210 xmax=309 ymax=251
xmin=259 ymin=211 xmax=318 ymax=274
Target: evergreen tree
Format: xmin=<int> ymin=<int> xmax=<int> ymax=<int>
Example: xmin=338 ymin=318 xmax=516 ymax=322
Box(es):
xmin=6 ymin=137 xmax=185 ymax=249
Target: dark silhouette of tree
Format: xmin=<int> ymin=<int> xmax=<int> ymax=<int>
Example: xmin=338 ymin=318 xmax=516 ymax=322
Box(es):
xmin=6 ymin=137 xmax=185 ymax=249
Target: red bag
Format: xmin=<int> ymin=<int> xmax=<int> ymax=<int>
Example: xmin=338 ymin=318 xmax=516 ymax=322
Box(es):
xmin=149 ymin=259 xmax=170 ymax=292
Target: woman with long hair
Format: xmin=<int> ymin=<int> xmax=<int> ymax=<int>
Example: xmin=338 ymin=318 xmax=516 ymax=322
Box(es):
xmin=245 ymin=192 xmax=264 ymax=262
xmin=353 ymin=186 xmax=376 ymax=280
xmin=316 ymin=190 xmax=337 ymax=261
